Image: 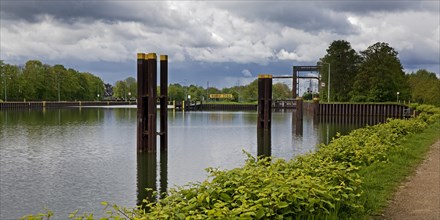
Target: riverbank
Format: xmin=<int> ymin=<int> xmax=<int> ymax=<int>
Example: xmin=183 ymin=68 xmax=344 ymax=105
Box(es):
xmin=380 ymin=140 xmax=440 ymax=219
xmin=358 ymin=121 xmax=440 ymax=219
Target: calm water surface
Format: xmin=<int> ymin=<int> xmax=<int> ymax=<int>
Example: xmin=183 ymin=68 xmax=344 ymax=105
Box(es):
xmin=0 ymin=108 xmax=379 ymax=219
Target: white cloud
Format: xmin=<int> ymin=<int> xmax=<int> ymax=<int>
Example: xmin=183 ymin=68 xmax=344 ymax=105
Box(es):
xmin=241 ymin=69 xmax=252 ymax=77
xmin=0 ymin=1 xmax=438 ymax=87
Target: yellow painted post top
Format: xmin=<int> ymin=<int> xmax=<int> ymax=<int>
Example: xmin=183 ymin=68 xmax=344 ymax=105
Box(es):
xmin=160 ymin=55 xmax=168 ymax=61
xmin=147 ymin=53 xmax=157 ymax=59
xmin=137 ymin=53 xmax=145 ymax=59
xmin=258 ymin=74 xmax=272 ymax=78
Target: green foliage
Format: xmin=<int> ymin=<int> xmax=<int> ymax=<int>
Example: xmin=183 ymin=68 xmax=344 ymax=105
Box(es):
xmin=273 ymin=82 xmax=292 ymax=100
xmin=351 ymin=42 xmax=410 ymax=102
xmin=407 ymin=69 xmax=440 ymax=106
xmin=240 ymin=79 xmax=258 ymax=102
xmin=317 ymin=40 xmax=436 ymax=104
xmin=113 ymin=77 xmax=136 ymax=100
xmin=318 ymin=40 xmax=361 ymax=102
xmin=1 ymin=60 xmax=105 ymax=101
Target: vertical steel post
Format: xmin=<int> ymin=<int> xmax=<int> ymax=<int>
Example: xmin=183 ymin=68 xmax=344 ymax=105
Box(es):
xmin=257 ymin=74 xmax=272 ymax=157
xmin=313 ymin=97 xmax=320 ymax=116
xmin=146 ymin=53 xmax=157 ymax=152
xmin=160 ymin=55 xmax=168 ymax=152
xmin=137 ymin=53 xmax=146 ymax=152
xmin=257 ymin=74 xmax=272 ymax=130
xmin=292 ymin=67 xmax=297 ymax=98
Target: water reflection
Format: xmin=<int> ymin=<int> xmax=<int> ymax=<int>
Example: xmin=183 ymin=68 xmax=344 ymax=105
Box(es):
xmin=317 ymin=115 xmax=389 ymax=145
xmin=292 ymin=110 xmax=303 ymax=136
xmin=1 ymin=108 xmax=391 ymax=219
xmin=257 ymin=129 xmax=271 ymax=157
xmin=137 ymin=152 xmax=157 ymax=205
xmin=137 ymin=151 xmax=168 ymax=206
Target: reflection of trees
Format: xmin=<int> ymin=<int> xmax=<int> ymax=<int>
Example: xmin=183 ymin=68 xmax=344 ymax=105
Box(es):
xmin=317 ymin=116 xmax=386 ymax=145
xmin=113 ymin=108 xmax=136 ymax=122
xmin=208 ymin=113 xmax=235 ymax=122
xmin=0 ymin=108 xmax=104 ymax=126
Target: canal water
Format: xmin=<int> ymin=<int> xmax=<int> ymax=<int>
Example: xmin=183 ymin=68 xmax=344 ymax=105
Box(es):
xmin=0 ymin=108 xmax=379 ymax=219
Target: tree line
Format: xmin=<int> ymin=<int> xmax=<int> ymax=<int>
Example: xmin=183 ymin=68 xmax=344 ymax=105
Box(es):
xmin=0 ymin=60 xmax=104 ymax=101
xmin=1 ymin=40 xmax=439 ymax=106
xmin=318 ymin=40 xmax=440 ymax=105
xmin=112 ymin=77 xmax=292 ymax=103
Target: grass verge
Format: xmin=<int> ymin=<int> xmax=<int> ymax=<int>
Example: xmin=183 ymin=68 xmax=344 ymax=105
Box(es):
xmin=357 ymin=121 xmax=440 ymax=219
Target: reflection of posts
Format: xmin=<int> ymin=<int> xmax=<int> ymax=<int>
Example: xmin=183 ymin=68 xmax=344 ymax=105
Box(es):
xmin=295 ymin=98 xmax=303 ymax=136
xmin=257 ymin=129 xmax=271 ymax=157
xmin=137 ymin=151 xmax=168 ymax=206
xmin=159 ymin=151 xmax=168 ymax=197
xmin=137 ymin=152 xmax=157 ymax=206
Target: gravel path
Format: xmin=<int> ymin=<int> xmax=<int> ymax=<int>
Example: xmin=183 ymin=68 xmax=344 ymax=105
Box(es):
xmin=381 ymin=140 xmax=440 ymax=220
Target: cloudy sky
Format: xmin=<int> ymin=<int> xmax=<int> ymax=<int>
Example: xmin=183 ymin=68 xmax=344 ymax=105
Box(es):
xmin=1 ymin=0 xmax=439 ymax=89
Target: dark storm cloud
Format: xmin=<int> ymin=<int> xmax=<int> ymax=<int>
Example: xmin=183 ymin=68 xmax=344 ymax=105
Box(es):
xmin=214 ymin=2 xmax=356 ymax=34
xmin=321 ymin=1 xmax=424 ymax=14
xmin=0 ymin=0 xmax=186 ymax=29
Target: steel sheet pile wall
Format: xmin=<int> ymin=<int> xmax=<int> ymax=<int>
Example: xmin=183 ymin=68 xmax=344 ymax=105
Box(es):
xmin=319 ymin=103 xmax=408 ymax=118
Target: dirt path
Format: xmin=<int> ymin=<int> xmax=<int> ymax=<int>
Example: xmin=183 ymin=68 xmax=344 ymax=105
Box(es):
xmin=381 ymin=140 xmax=440 ymax=220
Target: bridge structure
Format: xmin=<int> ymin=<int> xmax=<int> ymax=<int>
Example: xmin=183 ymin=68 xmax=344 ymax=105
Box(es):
xmin=272 ymin=65 xmax=320 ymax=98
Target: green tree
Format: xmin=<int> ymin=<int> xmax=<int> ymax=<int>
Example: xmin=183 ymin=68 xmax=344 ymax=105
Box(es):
xmin=351 ymin=42 xmax=409 ymax=102
xmin=1 ymin=61 xmax=23 ymax=101
xmin=113 ymin=80 xmax=128 ymax=100
xmin=272 ymin=82 xmax=291 ymax=100
xmin=125 ymin=77 xmax=137 ymax=99
xmin=169 ymin=83 xmax=185 ymax=101
xmin=318 ymin=40 xmax=361 ymax=102
xmin=241 ymin=79 xmax=258 ymax=102
xmin=408 ymin=69 xmax=440 ymax=106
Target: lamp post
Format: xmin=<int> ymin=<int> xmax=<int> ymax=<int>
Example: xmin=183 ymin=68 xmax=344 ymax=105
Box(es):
xmin=319 ymin=62 xmax=331 ymax=102
xmin=128 ymin=92 xmax=131 ymax=101
xmin=57 ymin=72 xmax=61 ymax=102
xmin=3 ymin=74 xmax=6 ymax=102
xmin=397 ymin=92 xmax=400 ymax=103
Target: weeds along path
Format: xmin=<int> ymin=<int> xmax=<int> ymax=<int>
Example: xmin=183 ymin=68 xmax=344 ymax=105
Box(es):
xmin=381 ymin=140 xmax=440 ymax=220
